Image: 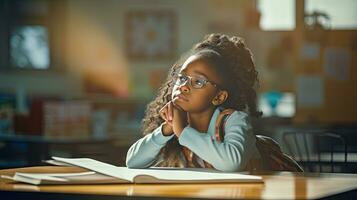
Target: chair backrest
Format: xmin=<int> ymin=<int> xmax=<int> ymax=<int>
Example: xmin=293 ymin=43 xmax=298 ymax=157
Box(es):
xmin=283 ymin=131 xmax=347 ymax=173
xmin=214 ymin=108 xmax=303 ymax=172
xmin=255 ymin=135 xmax=304 ymax=172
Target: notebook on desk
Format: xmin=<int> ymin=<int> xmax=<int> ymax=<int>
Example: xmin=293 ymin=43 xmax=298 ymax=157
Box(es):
xmin=1 ymin=157 xmax=263 ymax=185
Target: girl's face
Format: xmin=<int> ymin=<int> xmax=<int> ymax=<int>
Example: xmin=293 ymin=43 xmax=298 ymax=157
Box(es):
xmin=171 ymin=55 xmax=224 ymax=113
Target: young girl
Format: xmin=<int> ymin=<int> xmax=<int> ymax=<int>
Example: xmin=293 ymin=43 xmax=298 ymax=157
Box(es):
xmin=126 ymin=33 xmax=262 ymax=172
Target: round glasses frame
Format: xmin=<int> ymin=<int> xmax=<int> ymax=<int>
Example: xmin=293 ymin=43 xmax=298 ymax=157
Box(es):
xmin=173 ymin=73 xmax=219 ymax=89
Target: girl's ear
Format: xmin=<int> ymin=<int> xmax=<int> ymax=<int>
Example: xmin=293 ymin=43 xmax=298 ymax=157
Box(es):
xmin=212 ymin=90 xmax=228 ymax=106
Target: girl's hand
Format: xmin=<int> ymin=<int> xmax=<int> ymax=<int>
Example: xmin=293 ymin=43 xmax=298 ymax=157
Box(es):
xmin=161 ymin=122 xmax=173 ymax=136
xmin=171 ymin=103 xmax=188 ymax=137
xmin=159 ymin=101 xmax=174 ymax=136
xmin=159 ymin=100 xmax=188 ymax=137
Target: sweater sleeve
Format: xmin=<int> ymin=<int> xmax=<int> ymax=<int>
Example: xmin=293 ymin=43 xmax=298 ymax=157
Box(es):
xmin=178 ymin=111 xmax=255 ymax=172
xmin=126 ymin=124 xmax=174 ymax=168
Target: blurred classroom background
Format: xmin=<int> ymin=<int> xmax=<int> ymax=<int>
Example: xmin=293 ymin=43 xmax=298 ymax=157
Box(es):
xmin=0 ymin=0 xmax=356 ymax=173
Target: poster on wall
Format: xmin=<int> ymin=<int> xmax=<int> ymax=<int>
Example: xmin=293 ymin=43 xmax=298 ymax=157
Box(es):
xmin=125 ymin=10 xmax=177 ymax=60
xmin=300 ymin=42 xmax=320 ymax=60
xmin=296 ymin=75 xmax=324 ymax=108
xmin=323 ymin=47 xmax=351 ymax=81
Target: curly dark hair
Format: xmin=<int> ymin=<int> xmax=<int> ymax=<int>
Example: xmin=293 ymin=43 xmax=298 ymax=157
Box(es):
xmin=141 ymin=33 xmax=261 ymax=167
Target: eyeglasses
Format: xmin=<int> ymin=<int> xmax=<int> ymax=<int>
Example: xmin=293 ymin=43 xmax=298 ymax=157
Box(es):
xmin=174 ymin=73 xmax=218 ymax=89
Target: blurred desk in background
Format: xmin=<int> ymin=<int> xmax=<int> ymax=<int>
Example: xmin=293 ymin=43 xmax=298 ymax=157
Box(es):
xmin=272 ymin=125 xmax=357 ymax=173
xmin=292 ymin=153 xmax=357 ymax=173
xmin=0 ymin=133 xmax=141 ymax=169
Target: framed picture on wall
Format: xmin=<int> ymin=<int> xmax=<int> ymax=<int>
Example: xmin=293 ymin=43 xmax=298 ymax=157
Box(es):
xmin=125 ymin=10 xmax=177 ymax=60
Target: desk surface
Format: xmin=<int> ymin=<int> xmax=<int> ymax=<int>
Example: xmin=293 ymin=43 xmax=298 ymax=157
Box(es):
xmin=1 ymin=166 xmax=357 ymax=200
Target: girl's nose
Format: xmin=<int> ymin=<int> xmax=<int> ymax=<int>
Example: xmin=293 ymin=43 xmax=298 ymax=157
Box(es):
xmin=179 ymin=84 xmax=190 ymax=93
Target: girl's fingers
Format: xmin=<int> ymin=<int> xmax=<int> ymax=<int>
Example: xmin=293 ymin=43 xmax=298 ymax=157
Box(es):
xmin=168 ymin=101 xmax=173 ymax=121
xmin=159 ymin=107 xmax=168 ymax=121
xmin=160 ymin=112 xmax=166 ymax=121
xmin=160 ymin=101 xmax=177 ymax=124
xmin=172 ymin=96 xmax=179 ymax=107
xmin=172 ymin=102 xmax=184 ymax=111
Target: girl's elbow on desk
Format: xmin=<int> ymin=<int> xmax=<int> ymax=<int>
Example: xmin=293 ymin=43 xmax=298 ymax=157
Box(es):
xmin=125 ymin=154 xmax=145 ymax=168
xmin=126 ymin=159 xmax=148 ymax=169
xmin=214 ymin=162 xmax=242 ymax=172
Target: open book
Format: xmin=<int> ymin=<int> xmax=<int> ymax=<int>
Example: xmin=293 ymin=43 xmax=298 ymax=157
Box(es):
xmin=1 ymin=171 xmax=123 ymax=185
xmin=2 ymin=157 xmax=263 ymax=185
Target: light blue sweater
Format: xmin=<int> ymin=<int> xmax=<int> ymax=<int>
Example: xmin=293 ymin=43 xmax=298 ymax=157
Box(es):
xmin=126 ymin=108 xmax=260 ymax=172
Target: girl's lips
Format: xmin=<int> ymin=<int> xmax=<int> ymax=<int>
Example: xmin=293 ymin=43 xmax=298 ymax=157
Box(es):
xmin=175 ymin=94 xmax=188 ymax=102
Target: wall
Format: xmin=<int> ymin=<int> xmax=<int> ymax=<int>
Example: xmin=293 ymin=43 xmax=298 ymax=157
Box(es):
xmin=294 ymin=30 xmax=357 ymax=123
xmin=65 ymin=0 xmax=250 ymax=99
xmin=1 ymin=0 xmax=356 ymax=124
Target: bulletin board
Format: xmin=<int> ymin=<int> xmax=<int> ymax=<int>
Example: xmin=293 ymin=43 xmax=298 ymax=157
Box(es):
xmin=294 ymin=30 xmax=357 ymax=124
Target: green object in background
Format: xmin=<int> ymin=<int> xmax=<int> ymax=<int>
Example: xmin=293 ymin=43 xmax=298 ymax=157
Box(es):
xmin=0 ymin=94 xmax=15 ymax=134
xmin=264 ymin=91 xmax=283 ymax=115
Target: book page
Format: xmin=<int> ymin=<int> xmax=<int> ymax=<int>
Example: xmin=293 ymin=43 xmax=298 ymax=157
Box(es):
xmin=43 ymin=159 xmax=73 ymax=166
xmin=130 ymin=168 xmax=263 ymax=183
xmin=62 ymin=173 xmax=127 ymax=183
xmin=17 ymin=171 xmax=95 ymax=178
xmin=52 ymin=157 xmax=263 ymax=184
xmin=5 ymin=171 xmax=128 ymax=185
xmin=52 ymin=157 xmax=137 ymax=181
xmin=15 ymin=172 xmax=96 ymax=182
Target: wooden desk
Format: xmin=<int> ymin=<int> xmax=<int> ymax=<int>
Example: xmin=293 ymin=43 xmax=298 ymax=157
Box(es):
xmin=1 ymin=166 xmax=357 ymax=200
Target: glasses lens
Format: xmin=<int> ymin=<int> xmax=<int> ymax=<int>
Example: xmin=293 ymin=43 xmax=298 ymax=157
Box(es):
xmin=175 ymin=74 xmax=187 ymax=85
xmin=191 ymin=77 xmax=206 ymax=89
xmin=174 ymin=73 xmax=210 ymax=89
